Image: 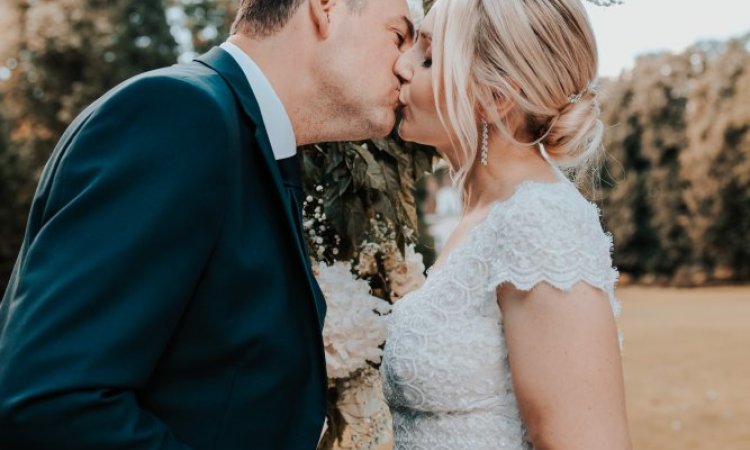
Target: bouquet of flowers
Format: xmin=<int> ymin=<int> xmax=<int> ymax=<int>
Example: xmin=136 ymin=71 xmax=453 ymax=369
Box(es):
xmin=302 ymin=136 xmax=433 ymax=449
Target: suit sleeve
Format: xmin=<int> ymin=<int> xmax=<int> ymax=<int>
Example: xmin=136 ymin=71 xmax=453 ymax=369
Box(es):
xmin=0 ymin=74 xmax=231 ymax=449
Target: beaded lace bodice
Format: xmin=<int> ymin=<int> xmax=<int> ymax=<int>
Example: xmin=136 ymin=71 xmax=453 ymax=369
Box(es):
xmin=380 ymin=180 xmax=620 ymax=450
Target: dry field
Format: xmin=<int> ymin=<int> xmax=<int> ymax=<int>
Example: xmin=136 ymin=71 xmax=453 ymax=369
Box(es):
xmin=620 ymin=285 xmax=750 ymax=450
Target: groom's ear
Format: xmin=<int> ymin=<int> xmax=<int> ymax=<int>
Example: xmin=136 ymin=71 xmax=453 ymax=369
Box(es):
xmin=309 ymin=0 xmax=338 ymax=39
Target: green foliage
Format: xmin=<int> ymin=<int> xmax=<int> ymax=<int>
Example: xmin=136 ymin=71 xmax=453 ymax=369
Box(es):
xmin=300 ymin=137 xmax=436 ymax=263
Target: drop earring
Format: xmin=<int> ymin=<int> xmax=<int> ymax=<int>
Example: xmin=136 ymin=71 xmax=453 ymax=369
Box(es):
xmin=480 ymin=120 xmax=489 ymax=166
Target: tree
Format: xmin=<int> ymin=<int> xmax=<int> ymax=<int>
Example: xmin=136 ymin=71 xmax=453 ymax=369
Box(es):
xmin=599 ymin=51 xmax=695 ymax=279
xmin=0 ymin=0 xmax=177 ymax=289
xmin=9 ymin=0 xmax=175 ymax=163
xmin=680 ymin=36 xmax=750 ymax=281
xmin=599 ymin=34 xmax=750 ymax=284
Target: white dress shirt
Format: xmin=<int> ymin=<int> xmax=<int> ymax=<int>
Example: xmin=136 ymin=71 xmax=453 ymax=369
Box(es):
xmin=220 ymin=42 xmax=297 ymax=160
xmin=220 ymin=43 xmax=323 ymax=443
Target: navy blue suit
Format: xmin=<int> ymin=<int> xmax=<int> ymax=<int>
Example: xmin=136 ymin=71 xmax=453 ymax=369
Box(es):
xmin=0 ymin=47 xmax=327 ymax=449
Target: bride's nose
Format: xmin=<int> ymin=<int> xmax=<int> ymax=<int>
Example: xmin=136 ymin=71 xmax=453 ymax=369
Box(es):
xmin=394 ymin=52 xmax=413 ymax=85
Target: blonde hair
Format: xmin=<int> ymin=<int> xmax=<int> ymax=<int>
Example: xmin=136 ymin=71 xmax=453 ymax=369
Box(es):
xmin=430 ymin=0 xmax=604 ymax=194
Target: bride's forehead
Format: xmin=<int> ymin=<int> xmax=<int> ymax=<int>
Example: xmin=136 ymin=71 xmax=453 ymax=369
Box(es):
xmin=417 ymin=12 xmax=435 ymax=38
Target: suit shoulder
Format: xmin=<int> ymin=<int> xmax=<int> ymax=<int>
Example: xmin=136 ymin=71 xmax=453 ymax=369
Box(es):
xmin=65 ymin=64 xmax=235 ymax=172
xmin=96 ymin=63 xmax=231 ymax=118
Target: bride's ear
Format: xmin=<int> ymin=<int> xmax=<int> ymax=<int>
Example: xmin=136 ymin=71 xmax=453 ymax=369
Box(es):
xmin=476 ymin=96 xmax=510 ymax=128
xmin=310 ymin=0 xmax=337 ymax=39
xmin=496 ymin=94 xmax=516 ymax=120
xmin=493 ymin=82 xmax=521 ymax=120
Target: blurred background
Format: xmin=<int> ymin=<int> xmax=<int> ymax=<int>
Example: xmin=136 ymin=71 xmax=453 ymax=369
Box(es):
xmin=0 ymin=0 xmax=748 ymax=448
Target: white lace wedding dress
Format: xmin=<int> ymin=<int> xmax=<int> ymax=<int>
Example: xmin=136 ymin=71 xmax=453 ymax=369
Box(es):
xmin=380 ymin=177 xmax=620 ymax=449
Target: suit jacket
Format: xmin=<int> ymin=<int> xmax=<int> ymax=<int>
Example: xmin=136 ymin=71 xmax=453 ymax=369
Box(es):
xmin=0 ymin=47 xmax=328 ymax=450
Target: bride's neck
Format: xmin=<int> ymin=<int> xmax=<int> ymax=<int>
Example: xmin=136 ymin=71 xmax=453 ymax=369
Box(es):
xmin=461 ymin=139 xmax=555 ymax=212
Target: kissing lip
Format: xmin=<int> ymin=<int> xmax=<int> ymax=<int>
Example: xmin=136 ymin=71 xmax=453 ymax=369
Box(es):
xmin=398 ymin=103 xmax=408 ymax=122
xmin=398 ymin=87 xmax=410 ymax=108
xmin=397 ymin=99 xmax=409 ymax=120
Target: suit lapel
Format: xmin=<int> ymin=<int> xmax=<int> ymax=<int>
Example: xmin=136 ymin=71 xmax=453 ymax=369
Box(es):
xmin=194 ymin=47 xmax=326 ymax=330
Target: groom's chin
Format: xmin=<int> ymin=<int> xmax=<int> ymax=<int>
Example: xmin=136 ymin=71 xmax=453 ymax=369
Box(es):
xmin=367 ymin=110 xmax=398 ymax=139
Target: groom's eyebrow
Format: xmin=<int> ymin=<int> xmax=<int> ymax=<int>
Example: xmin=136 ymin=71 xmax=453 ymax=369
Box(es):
xmin=394 ymin=15 xmax=415 ymax=41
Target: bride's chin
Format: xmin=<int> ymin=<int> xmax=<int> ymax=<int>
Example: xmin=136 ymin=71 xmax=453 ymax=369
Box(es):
xmin=397 ymin=121 xmax=425 ymax=146
xmin=397 ymin=120 xmax=410 ymax=141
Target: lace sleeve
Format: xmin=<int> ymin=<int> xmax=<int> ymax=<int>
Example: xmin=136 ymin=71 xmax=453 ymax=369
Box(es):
xmin=483 ymin=183 xmax=620 ymax=316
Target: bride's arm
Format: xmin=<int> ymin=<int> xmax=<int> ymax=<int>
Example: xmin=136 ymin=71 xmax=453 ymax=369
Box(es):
xmin=497 ymin=281 xmax=631 ymax=450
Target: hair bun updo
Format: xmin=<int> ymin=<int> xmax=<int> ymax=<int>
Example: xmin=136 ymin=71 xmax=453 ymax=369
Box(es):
xmin=541 ymin=84 xmax=604 ymax=170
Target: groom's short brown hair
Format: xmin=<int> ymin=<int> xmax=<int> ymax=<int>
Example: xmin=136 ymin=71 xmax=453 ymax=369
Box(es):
xmin=231 ymin=0 xmax=366 ymax=37
xmin=231 ymin=0 xmax=304 ymax=37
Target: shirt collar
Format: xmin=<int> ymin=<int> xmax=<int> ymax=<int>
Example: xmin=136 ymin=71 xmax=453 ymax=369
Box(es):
xmin=220 ymin=41 xmax=297 ymax=160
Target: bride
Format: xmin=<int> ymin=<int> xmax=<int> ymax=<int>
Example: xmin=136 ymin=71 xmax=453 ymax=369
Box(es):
xmin=380 ymin=0 xmax=631 ymax=448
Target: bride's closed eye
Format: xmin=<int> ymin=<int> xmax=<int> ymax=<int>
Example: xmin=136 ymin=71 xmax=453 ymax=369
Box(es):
xmin=421 ymin=44 xmax=432 ymax=68
xmin=416 ymin=30 xmax=433 ymax=69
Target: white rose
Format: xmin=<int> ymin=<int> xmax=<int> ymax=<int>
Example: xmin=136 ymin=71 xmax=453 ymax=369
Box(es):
xmin=388 ymin=244 xmax=426 ymax=301
xmin=317 ymin=262 xmax=392 ymax=379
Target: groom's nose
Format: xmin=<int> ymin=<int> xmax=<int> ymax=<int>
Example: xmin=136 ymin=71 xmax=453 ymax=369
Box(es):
xmin=394 ymin=53 xmax=413 ymax=85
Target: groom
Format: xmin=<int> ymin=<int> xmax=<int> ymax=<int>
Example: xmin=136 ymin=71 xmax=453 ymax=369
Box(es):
xmin=0 ymin=0 xmax=414 ymax=448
